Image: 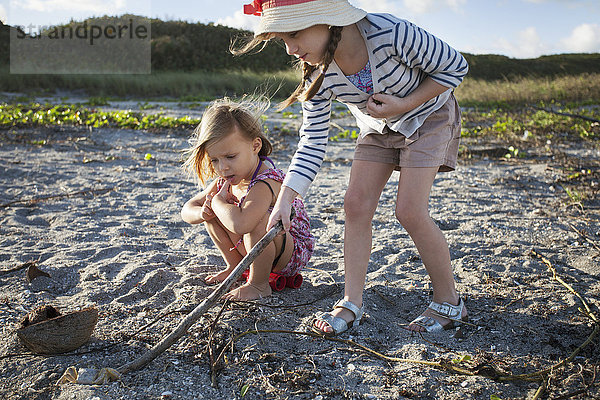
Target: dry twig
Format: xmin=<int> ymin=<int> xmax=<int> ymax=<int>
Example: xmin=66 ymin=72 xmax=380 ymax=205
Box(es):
xmin=0 ymin=257 xmax=41 ymax=276
xmin=0 ymin=187 xmax=115 ymax=209
xmin=207 ymin=299 xmax=230 ymax=387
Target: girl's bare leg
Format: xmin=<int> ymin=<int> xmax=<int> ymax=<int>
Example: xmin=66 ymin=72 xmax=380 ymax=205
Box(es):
xmin=223 ymin=217 xmax=291 ymax=300
xmin=204 ymin=218 xmax=243 ymax=284
xmin=313 ymin=160 xmax=395 ymax=333
xmin=395 ymin=167 xmax=467 ymax=331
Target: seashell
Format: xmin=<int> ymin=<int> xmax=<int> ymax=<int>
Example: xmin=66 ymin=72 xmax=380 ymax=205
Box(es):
xmin=17 ymin=305 xmax=98 ymax=354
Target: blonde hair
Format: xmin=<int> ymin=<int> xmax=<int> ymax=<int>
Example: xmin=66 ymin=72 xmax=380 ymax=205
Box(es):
xmin=183 ymin=97 xmax=272 ymax=186
xmin=231 ymin=26 xmax=344 ymax=109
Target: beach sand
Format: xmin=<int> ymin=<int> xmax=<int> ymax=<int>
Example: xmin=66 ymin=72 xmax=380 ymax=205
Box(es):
xmin=1 ymin=102 xmax=599 ymax=399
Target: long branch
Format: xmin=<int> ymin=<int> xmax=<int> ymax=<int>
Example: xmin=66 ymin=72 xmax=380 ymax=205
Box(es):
xmin=117 ymin=220 xmax=284 ymax=374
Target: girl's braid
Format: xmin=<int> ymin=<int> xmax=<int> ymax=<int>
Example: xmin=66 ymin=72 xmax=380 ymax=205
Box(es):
xmin=279 ymin=26 xmax=344 ymax=109
xmin=320 ymin=25 xmax=343 ymax=75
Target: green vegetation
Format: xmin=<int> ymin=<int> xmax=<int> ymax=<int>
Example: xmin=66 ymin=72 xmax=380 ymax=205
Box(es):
xmin=0 ymin=103 xmax=200 ymax=130
xmin=460 ymin=105 xmax=599 ymax=143
xmin=0 ymin=16 xmax=292 ymax=72
xmin=1 ymin=69 xmax=598 ymax=107
xmin=330 ymin=128 xmax=358 ymax=142
xmin=1 ymin=88 xmax=598 ymax=147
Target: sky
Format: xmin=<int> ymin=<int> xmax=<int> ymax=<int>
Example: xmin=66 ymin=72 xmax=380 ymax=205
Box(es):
xmin=1 ymin=0 xmax=599 ymax=59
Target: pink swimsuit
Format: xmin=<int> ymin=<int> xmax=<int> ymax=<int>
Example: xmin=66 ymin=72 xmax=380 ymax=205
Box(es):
xmin=216 ymin=159 xmax=315 ymax=277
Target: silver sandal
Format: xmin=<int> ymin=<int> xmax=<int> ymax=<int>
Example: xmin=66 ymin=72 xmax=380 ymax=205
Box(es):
xmin=410 ymin=298 xmax=467 ymax=333
xmin=311 ymin=299 xmax=364 ymax=336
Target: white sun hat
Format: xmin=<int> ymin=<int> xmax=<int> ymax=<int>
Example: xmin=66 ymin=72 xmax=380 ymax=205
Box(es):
xmin=244 ymin=0 xmax=367 ymax=36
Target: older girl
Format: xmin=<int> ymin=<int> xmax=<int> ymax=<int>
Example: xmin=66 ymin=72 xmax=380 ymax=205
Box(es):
xmin=236 ymin=0 xmax=468 ymax=334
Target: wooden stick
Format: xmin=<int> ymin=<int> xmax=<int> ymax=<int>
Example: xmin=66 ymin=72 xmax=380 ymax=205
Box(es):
xmin=117 ymin=220 xmax=285 ymax=374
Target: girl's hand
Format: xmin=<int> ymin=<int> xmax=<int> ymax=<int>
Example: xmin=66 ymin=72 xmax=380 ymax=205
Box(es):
xmin=214 ymin=181 xmax=237 ymax=205
xmin=200 ymin=193 xmax=215 ymax=221
xmin=366 ymin=93 xmax=414 ymax=119
xmin=268 ymin=185 xmax=298 ymax=232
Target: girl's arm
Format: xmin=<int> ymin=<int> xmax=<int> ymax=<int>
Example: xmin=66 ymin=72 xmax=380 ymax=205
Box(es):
xmin=210 ymin=179 xmax=275 ymax=235
xmin=366 ymin=77 xmax=448 ymax=119
xmin=181 ymin=179 xmax=219 ymax=224
xmin=267 ymin=184 xmax=298 ymax=231
xmin=367 ymin=18 xmax=468 ymax=119
xmin=280 ymin=95 xmax=333 ymax=199
xmin=394 ymin=19 xmax=468 ymax=89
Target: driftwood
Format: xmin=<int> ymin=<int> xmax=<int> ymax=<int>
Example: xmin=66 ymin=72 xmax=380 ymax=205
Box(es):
xmin=117 ymin=220 xmax=285 ymax=374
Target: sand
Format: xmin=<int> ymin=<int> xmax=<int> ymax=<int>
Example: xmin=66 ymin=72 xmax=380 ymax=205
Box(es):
xmin=0 ymin=100 xmax=599 ymax=399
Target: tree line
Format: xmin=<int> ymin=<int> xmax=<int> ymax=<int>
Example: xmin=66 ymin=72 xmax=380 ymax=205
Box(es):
xmin=1 ymin=17 xmax=599 ymax=79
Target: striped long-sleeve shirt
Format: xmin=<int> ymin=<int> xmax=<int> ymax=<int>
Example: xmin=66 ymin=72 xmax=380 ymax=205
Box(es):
xmin=282 ymin=13 xmax=468 ymax=198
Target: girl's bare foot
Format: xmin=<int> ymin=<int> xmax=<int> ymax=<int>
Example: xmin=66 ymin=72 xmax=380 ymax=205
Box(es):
xmin=205 ymin=268 xmax=233 ymax=285
xmin=223 ymin=281 xmax=272 ymax=300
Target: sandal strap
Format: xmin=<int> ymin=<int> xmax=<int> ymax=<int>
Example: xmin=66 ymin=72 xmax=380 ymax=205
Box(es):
xmin=318 ymin=312 xmax=350 ymax=334
xmin=333 ymin=299 xmax=363 ymax=325
xmin=428 ymin=298 xmax=464 ymax=319
xmin=411 ymin=315 xmax=445 ymax=333
xmin=312 ymin=299 xmax=365 ymax=336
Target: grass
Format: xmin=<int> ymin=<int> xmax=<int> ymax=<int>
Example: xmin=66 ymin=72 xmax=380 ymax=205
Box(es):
xmin=455 ymin=73 xmax=600 ymax=108
xmin=2 ymin=63 xmax=599 ymax=107
xmin=0 ymin=67 xmax=300 ymax=100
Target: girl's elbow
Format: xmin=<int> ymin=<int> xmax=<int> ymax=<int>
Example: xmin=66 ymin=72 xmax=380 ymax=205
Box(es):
xmin=181 ymin=209 xmax=194 ymax=224
xmin=181 ymin=205 xmax=201 ymax=224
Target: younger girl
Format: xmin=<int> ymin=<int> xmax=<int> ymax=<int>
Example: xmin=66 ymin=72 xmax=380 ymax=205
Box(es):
xmin=181 ymin=98 xmax=315 ymax=300
xmin=237 ymin=0 xmax=468 ymax=334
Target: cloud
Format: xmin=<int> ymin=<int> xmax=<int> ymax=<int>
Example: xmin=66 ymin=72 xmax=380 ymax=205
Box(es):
xmin=402 ymin=0 xmax=435 ymax=14
xmin=351 ymin=0 xmax=400 ymax=14
xmin=351 ymin=0 xmax=465 ymax=15
xmin=442 ymin=0 xmax=467 ymax=12
xmin=559 ymin=23 xmax=600 ymax=53
xmin=0 ymin=4 xmax=7 ymax=23
xmin=217 ymin=9 xmax=259 ymax=32
xmin=523 ymin=0 xmax=577 ymax=3
xmin=493 ymin=27 xmax=550 ymax=58
xmin=12 ymin=0 xmax=126 ymax=14
xmin=401 ymin=0 xmax=466 ymax=14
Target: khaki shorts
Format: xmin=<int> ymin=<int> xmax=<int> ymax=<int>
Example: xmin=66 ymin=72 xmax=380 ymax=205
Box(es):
xmin=354 ymin=94 xmax=461 ymax=172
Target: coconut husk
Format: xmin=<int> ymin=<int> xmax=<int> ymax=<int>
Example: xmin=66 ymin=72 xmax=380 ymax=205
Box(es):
xmin=17 ymin=305 xmax=98 ymax=354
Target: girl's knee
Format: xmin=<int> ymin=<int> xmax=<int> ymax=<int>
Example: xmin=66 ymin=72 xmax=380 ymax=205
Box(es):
xmin=395 ymin=204 xmax=427 ymax=231
xmin=344 ymin=190 xmax=376 ymax=219
xmin=243 ymin=233 xmax=276 ymax=259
